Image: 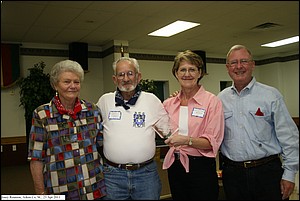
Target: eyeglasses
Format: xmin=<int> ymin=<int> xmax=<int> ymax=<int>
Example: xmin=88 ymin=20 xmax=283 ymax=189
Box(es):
xmin=177 ymin=68 xmax=199 ymax=76
xmin=227 ymin=59 xmax=253 ymax=68
xmin=116 ymin=71 xmax=136 ymax=80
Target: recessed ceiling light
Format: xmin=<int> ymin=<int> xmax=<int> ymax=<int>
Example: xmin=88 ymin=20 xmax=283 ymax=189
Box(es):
xmin=148 ymin=20 xmax=200 ymax=37
xmin=261 ymin=36 xmax=299 ymax=47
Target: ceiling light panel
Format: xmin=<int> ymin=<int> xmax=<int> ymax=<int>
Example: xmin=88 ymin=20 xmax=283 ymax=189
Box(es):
xmin=148 ymin=20 xmax=200 ymax=37
xmin=261 ymin=36 xmax=299 ymax=47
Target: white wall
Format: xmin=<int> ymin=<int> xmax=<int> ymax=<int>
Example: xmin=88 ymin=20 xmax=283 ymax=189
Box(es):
xmin=138 ymin=60 xmax=178 ymax=95
xmin=1 ymin=55 xmax=104 ymax=137
xmin=258 ymin=60 xmax=299 ymax=117
xmin=1 ymin=46 xmax=299 ymax=138
xmin=201 ymin=61 xmax=299 ymax=117
xmin=81 ymin=58 xmax=104 ymax=103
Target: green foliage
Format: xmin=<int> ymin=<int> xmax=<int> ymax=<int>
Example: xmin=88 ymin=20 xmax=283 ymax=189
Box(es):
xmin=17 ymin=61 xmax=55 ymax=137
xmin=139 ymin=79 xmax=157 ymax=94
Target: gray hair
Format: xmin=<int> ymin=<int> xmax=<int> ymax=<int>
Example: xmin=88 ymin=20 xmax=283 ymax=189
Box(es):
xmin=112 ymin=57 xmax=140 ymax=74
xmin=50 ymin=60 xmax=84 ymax=89
xmin=226 ymin=45 xmax=253 ymax=62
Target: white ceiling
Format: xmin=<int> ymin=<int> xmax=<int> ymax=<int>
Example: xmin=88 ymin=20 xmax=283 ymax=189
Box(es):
xmin=1 ymin=1 xmax=299 ymax=59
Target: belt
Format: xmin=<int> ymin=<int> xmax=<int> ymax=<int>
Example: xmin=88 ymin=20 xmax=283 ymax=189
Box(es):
xmin=222 ymin=154 xmax=279 ymax=168
xmin=105 ymin=158 xmax=153 ymax=170
xmin=174 ymin=152 xmax=207 ymax=161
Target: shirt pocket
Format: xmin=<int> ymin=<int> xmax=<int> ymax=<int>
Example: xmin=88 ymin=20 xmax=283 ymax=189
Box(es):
xmin=249 ymin=111 xmax=272 ymax=141
xmin=224 ymin=111 xmax=234 ymax=140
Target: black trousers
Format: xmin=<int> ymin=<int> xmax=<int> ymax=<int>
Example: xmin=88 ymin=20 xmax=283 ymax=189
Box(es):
xmin=221 ymin=156 xmax=284 ymax=200
xmin=167 ymin=155 xmax=219 ymax=200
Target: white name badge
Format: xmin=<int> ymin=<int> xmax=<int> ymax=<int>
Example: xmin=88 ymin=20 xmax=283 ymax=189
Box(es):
xmin=108 ymin=111 xmax=122 ymax=120
xmin=191 ymin=108 xmax=205 ymax=118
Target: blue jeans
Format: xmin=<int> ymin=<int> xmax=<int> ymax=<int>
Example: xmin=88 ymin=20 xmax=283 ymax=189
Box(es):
xmin=102 ymin=160 xmax=162 ymax=200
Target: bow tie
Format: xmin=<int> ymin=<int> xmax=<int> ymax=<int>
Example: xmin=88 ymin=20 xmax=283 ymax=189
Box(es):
xmin=115 ymin=87 xmax=141 ymax=110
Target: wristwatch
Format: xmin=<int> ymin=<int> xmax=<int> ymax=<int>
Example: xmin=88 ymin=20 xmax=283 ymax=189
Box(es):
xmin=188 ymin=137 xmax=193 ymax=146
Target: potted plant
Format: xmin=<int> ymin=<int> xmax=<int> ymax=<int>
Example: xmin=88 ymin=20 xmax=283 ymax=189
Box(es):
xmin=17 ymin=61 xmax=55 ymax=145
xmin=139 ymin=79 xmax=157 ymax=94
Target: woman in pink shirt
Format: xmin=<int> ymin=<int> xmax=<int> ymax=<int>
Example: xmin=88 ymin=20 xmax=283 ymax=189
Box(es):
xmin=163 ymin=50 xmax=224 ymax=200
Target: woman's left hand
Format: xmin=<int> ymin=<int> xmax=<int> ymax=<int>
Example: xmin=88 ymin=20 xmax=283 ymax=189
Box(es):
xmin=165 ymin=135 xmax=188 ymax=147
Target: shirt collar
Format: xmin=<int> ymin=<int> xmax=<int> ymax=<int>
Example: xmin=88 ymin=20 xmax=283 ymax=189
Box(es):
xmin=175 ymin=85 xmax=205 ymax=106
xmin=231 ymin=77 xmax=256 ymax=95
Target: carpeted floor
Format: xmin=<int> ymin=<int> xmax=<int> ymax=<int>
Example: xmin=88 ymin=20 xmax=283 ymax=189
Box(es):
xmin=1 ymin=162 xmax=35 ymax=195
xmin=2 ymin=161 xmax=297 ymax=200
xmin=1 ymin=160 xmax=172 ymax=199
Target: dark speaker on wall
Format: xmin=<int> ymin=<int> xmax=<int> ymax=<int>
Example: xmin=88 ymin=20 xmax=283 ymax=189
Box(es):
xmin=193 ymin=50 xmax=206 ymax=74
xmin=69 ymin=42 xmax=88 ymax=72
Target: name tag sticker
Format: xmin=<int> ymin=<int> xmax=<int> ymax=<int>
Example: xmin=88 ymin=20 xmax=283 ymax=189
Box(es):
xmin=192 ymin=108 xmax=205 ymax=118
xmin=108 ymin=111 xmax=121 ymax=120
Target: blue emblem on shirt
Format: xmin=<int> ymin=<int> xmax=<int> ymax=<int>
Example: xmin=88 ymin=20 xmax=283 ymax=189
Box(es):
xmin=133 ymin=112 xmax=145 ymax=128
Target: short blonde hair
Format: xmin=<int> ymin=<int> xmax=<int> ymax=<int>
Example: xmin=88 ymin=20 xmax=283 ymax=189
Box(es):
xmin=226 ymin=45 xmax=253 ymax=63
xmin=172 ymin=50 xmax=204 ymax=83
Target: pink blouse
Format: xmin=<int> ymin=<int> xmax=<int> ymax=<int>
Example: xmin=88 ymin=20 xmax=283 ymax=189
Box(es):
xmin=162 ymin=86 xmax=224 ymax=172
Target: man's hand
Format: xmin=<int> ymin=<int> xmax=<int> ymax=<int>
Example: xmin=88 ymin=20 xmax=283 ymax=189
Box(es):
xmin=281 ymin=179 xmax=295 ymax=200
xmin=169 ymin=90 xmax=179 ymax=98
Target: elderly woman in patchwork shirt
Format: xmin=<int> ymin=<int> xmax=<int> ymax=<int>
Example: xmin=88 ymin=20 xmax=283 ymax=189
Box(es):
xmin=28 ymin=60 xmax=106 ymax=200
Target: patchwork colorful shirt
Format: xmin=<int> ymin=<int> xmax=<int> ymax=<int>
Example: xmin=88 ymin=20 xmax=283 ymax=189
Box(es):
xmin=28 ymin=98 xmax=106 ymax=200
